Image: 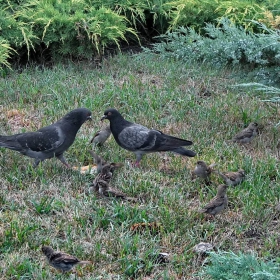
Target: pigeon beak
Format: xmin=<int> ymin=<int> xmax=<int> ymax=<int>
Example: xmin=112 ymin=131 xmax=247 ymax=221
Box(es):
xmin=101 ymin=115 xmax=107 ymax=121
xmin=87 ymin=115 xmax=92 ymax=121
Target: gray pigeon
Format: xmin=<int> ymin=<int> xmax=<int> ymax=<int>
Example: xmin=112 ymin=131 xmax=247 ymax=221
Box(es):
xmin=101 ymin=108 xmax=196 ymax=167
xmin=199 ymin=184 xmax=228 ymax=217
xmin=232 ymin=122 xmax=258 ymax=144
xmin=90 ymin=125 xmax=111 ymax=147
xmin=0 ymin=108 xmax=92 ymax=167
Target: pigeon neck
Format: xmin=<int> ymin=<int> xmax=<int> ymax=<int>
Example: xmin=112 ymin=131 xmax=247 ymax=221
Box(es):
xmin=110 ymin=115 xmax=131 ymax=130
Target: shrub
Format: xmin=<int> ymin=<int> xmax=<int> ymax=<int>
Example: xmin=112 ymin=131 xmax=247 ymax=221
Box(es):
xmin=146 ymin=18 xmax=280 ymax=68
xmin=0 ymin=38 xmax=15 ymax=70
xmin=215 ymin=0 xmax=267 ymax=31
xmin=0 ymin=0 xmax=138 ymax=62
xmin=166 ymin=0 xmax=220 ymax=31
xmin=200 ymin=251 xmax=280 ymax=280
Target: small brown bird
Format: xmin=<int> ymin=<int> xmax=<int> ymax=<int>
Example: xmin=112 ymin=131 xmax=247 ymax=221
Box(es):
xmin=89 ymin=150 xmax=107 ymax=173
xmin=98 ymin=181 xmax=137 ymax=202
xmin=214 ymin=169 xmax=245 ymax=186
xmin=192 ymin=160 xmax=216 ymax=185
xmin=89 ymin=151 xmax=123 ymax=174
xmin=199 ymin=184 xmax=228 ymax=217
xmin=90 ymin=126 xmax=111 ymax=146
xmin=231 ymin=122 xmax=258 ymax=144
xmin=89 ymin=164 xmax=136 ymax=201
xmin=41 ymin=245 xmax=91 ymax=273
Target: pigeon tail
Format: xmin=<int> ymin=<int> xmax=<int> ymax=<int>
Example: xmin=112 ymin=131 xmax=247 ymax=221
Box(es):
xmin=160 ymin=134 xmax=193 ymax=147
xmin=0 ymin=135 xmax=23 ymax=152
xmin=171 ymin=147 xmax=196 ymax=157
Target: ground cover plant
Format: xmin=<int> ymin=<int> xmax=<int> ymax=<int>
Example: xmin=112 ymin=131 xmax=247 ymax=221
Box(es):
xmin=1 ymin=52 xmax=280 ymax=279
xmin=0 ymin=0 xmax=279 ymax=67
xmin=147 ymin=18 xmax=280 ymax=86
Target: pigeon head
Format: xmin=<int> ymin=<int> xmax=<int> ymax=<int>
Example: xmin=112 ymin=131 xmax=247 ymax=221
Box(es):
xmin=63 ymin=108 xmax=92 ymax=126
xmin=101 ymin=108 xmax=122 ymax=121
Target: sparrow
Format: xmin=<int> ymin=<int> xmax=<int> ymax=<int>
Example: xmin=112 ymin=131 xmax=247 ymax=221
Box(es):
xmin=214 ymin=169 xmax=245 ymax=186
xmin=192 ymin=160 xmax=216 ymax=185
xmin=90 ymin=125 xmax=111 ymax=146
xmin=231 ymin=122 xmax=258 ymax=144
xmin=89 ymin=150 xmax=123 ymax=174
xmin=101 ymin=108 xmax=196 ymax=167
xmin=0 ymin=108 xmax=92 ymax=167
xmin=89 ymin=150 xmax=107 ymax=173
xmin=89 ymin=164 xmax=135 ymax=201
xmin=199 ymin=184 xmax=228 ymax=217
xmin=41 ymin=245 xmax=91 ymax=272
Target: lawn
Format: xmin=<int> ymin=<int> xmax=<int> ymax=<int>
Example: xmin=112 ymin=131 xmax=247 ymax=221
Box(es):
xmin=0 ymin=52 xmax=280 ymax=279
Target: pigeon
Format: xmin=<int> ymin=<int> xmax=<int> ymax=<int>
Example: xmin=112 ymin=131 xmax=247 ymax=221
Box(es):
xmin=0 ymin=108 xmax=92 ymax=167
xmin=214 ymin=169 xmax=245 ymax=186
xmin=41 ymin=245 xmax=92 ymax=273
xmin=90 ymin=125 xmax=111 ymax=146
xmin=192 ymin=160 xmax=216 ymax=185
xmin=101 ymin=108 xmax=196 ymax=167
xmin=231 ymin=122 xmax=258 ymax=144
xmin=199 ymin=184 xmax=228 ymax=217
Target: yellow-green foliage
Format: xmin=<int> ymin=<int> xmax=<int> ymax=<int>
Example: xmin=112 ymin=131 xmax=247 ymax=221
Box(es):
xmin=166 ymin=0 xmax=219 ymax=30
xmin=215 ymin=0 xmax=267 ymax=30
xmin=0 ymin=0 xmax=138 ymax=62
xmin=261 ymin=10 xmax=280 ymax=29
xmin=0 ymin=38 xmax=15 ymax=70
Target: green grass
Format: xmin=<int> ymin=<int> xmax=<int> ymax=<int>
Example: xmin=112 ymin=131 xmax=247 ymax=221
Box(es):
xmin=0 ymin=53 xmax=280 ymax=279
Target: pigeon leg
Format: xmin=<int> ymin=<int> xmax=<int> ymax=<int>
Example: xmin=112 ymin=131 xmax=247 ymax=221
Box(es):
xmin=33 ymin=158 xmax=42 ymax=168
xmin=132 ymin=153 xmax=142 ymax=167
xmin=133 ymin=161 xmax=140 ymax=168
xmin=56 ymin=154 xmax=71 ymax=168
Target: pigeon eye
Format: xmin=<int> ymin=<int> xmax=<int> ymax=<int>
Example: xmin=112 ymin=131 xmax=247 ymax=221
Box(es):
xmin=108 ymin=112 xmax=112 ymax=116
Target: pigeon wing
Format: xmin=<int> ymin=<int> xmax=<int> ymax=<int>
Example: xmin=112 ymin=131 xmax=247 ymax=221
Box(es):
xmin=16 ymin=125 xmax=65 ymax=153
xmin=117 ymin=124 xmax=152 ymax=150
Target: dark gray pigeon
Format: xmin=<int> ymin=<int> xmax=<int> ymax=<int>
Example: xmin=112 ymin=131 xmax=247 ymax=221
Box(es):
xmin=101 ymin=108 xmax=196 ymax=167
xmin=0 ymin=108 xmax=92 ymax=167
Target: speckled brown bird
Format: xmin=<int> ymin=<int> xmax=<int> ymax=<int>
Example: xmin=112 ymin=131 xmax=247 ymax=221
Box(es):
xmin=199 ymin=184 xmax=228 ymax=217
xmin=214 ymin=169 xmax=245 ymax=186
xmin=89 ymin=164 xmax=136 ymax=201
xmin=192 ymin=160 xmax=216 ymax=185
xmin=41 ymin=245 xmax=91 ymax=272
xmin=89 ymin=150 xmax=107 ymax=173
xmin=232 ymin=122 xmax=258 ymax=144
xmin=89 ymin=151 xmax=123 ymax=174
